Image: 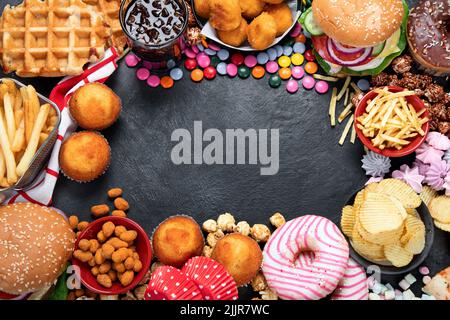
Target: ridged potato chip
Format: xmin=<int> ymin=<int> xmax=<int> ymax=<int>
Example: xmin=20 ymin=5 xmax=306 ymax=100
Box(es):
xmin=364 ymin=182 xmax=379 ymax=193
xmin=406 ymin=208 xmax=420 ymax=218
xmin=376 ymin=178 xmax=422 ymax=209
xmin=420 ymin=186 xmax=438 ymax=207
xmin=402 ymin=215 xmax=425 ymax=254
xmin=356 ymin=218 xmax=402 ymax=245
xmin=429 ymin=196 xmax=450 ymax=223
xmin=384 ymin=244 xmax=414 ymax=267
xmin=351 ymin=227 xmax=385 ymax=261
xmin=353 ymin=190 xmax=365 ymax=215
xmin=359 ymin=192 xmax=404 ymax=234
xmin=434 ymin=220 xmax=450 ymax=232
xmin=340 ymin=205 xmax=355 ymax=237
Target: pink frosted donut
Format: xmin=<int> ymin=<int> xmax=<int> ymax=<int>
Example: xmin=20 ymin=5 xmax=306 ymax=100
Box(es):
xmin=331 ymin=258 xmax=368 ymax=300
xmin=262 ymin=215 xmax=349 ymax=300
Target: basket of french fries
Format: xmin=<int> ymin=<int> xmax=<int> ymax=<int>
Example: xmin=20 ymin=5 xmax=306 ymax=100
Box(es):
xmin=0 ymin=78 xmax=60 ymax=193
xmin=354 ymin=86 xmax=430 ymax=158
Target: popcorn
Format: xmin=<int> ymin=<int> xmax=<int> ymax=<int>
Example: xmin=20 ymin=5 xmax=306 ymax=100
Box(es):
xmin=260 ymin=289 xmax=278 ymax=300
xmin=234 ymin=221 xmax=251 ymax=236
xmin=202 ymin=219 xmax=218 ymax=233
xmin=251 ymin=272 xmax=268 ymax=292
xmin=206 ymin=229 xmax=225 ymax=247
xmin=250 ymin=224 xmax=271 ymax=242
xmin=269 ymin=212 xmax=286 ymax=228
xmin=217 ymin=213 xmax=236 ymax=232
xmin=202 ymin=245 xmax=213 ymax=258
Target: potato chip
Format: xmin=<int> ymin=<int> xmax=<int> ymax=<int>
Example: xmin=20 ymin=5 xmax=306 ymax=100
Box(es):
xmin=356 ymin=218 xmax=402 ymax=245
xmin=387 ymin=195 xmax=408 ymax=220
xmin=384 ymin=244 xmax=414 ymax=267
xmin=434 ymin=220 xmax=450 ymax=232
xmin=420 ymin=186 xmax=438 ymax=207
xmin=376 ymin=179 xmax=422 ymax=208
xmin=359 ymin=192 xmax=405 ymax=234
xmin=406 ymin=208 xmax=420 ymax=218
xmin=351 ymin=227 xmax=385 ymax=261
xmin=402 ymin=215 xmax=425 ymax=254
xmin=364 ymin=182 xmax=379 ymax=193
xmin=429 ymin=196 xmax=450 ymax=223
xmin=340 ymin=205 xmax=355 ymax=237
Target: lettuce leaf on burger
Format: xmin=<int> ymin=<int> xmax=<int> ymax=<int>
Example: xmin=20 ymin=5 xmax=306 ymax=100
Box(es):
xmin=300 ymin=0 xmax=408 ymax=76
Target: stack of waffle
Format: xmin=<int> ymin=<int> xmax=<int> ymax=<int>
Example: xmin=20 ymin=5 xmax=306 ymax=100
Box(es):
xmin=0 ymin=0 xmax=112 ymax=77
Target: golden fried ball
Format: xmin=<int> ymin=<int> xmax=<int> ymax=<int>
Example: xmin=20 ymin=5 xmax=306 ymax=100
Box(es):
xmin=211 ymin=233 xmax=262 ymax=286
xmin=239 ymin=0 xmax=265 ymax=19
xmin=217 ymin=18 xmax=248 ymax=47
xmin=152 ymin=216 xmax=204 ymax=268
xmin=209 ymin=0 xmax=242 ymax=31
xmin=247 ymin=12 xmax=277 ymax=50
xmin=265 ymin=3 xmax=293 ymax=36
xmin=194 ymin=0 xmax=210 ymax=19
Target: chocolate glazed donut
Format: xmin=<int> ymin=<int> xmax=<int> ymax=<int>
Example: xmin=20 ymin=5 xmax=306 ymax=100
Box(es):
xmin=407 ymin=0 xmax=450 ymax=76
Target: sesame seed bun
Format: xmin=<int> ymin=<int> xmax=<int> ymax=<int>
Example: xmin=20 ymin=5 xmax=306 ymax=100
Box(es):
xmin=312 ymin=0 xmax=404 ymax=47
xmin=0 ymin=203 xmax=75 ymax=295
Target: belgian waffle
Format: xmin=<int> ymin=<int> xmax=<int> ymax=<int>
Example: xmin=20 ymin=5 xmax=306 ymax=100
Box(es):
xmin=0 ymin=0 xmax=111 ymax=77
xmin=83 ymin=0 xmax=126 ymax=53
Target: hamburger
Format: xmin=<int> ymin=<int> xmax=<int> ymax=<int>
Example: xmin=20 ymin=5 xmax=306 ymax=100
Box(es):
xmin=0 ymin=203 xmax=75 ymax=297
xmin=300 ymin=0 xmax=408 ymax=76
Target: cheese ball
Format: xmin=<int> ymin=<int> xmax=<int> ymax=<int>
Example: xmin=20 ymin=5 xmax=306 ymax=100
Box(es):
xmin=265 ymin=3 xmax=293 ymax=36
xmin=152 ymin=216 xmax=204 ymax=268
xmin=59 ymin=131 xmax=111 ymax=182
xmin=239 ymin=0 xmax=264 ymax=19
xmin=247 ymin=13 xmax=277 ymax=50
xmin=194 ymin=0 xmax=210 ymax=19
xmin=217 ymin=18 xmax=248 ymax=47
xmin=209 ymin=0 xmax=242 ymax=31
xmin=69 ymin=83 xmax=121 ymax=130
xmin=211 ymin=233 xmax=262 ymax=286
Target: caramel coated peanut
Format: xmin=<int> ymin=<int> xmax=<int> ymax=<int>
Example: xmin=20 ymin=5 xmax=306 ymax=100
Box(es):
xmin=114 ymin=198 xmax=129 ymax=211
xmin=90 ymin=204 xmax=109 ymax=218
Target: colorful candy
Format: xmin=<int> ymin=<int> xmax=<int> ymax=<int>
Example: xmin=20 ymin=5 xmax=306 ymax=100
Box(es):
xmin=204 ymin=48 xmax=216 ymax=56
xmin=197 ymin=53 xmax=211 ymax=68
xmin=302 ymin=76 xmax=316 ymax=89
xmin=291 ymin=66 xmax=305 ymax=79
xmin=315 ymin=80 xmax=329 ymax=94
xmin=293 ymin=42 xmax=306 ymax=54
xmin=217 ymin=62 xmax=227 ymax=75
xmin=256 ymin=52 xmax=269 ymax=65
xmin=282 ymin=45 xmax=293 ymax=56
xmin=266 ymin=48 xmax=277 ymax=61
xmin=251 ymin=66 xmax=265 ymax=79
xmin=170 ymin=68 xmax=183 ymax=81
xmin=191 ymin=69 xmax=204 ymax=82
xmin=226 ymin=63 xmax=238 ymax=77
xmin=295 ymin=34 xmax=306 ymax=43
xmin=291 ymin=53 xmax=304 ymax=66
xmin=244 ymin=55 xmax=257 ymax=68
xmin=231 ymin=53 xmax=244 ymax=66
xmin=274 ymin=45 xmax=283 ymax=57
xmin=136 ymin=68 xmax=150 ymax=80
xmin=265 ymin=61 xmax=279 ymax=74
xmin=210 ymin=56 xmax=220 ymax=67
xmin=125 ymin=53 xmax=140 ymax=67
xmin=184 ymin=58 xmax=197 ymax=70
xmin=289 ymin=23 xmax=302 ymax=38
xmin=204 ymin=66 xmax=217 ymax=80
xmin=217 ymin=49 xmax=230 ymax=61
xmin=286 ymin=79 xmax=299 ymax=93
xmin=357 ymin=79 xmax=370 ymax=91
xmin=269 ymin=74 xmax=282 ymax=88
xmin=278 ymin=56 xmax=291 ymax=68
xmin=304 ymin=50 xmax=315 ymax=62
xmin=278 ymin=67 xmax=291 ymax=80
xmin=147 ymin=75 xmax=160 ymax=87
xmin=305 ymin=61 xmax=318 ymax=74
xmin=238 ymin=65 xmax=250 ymax=78
xmin=160 ymin=76 xmax=174 ymax=89
xmin=185 ymin=48 xmax=196 ymax=59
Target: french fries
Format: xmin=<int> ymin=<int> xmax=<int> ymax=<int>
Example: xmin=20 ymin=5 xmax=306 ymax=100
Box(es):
xmin=0 ymin=80 xmax=56 ymax=189
xmin=356 ymin=89 xmax=429 ymax=150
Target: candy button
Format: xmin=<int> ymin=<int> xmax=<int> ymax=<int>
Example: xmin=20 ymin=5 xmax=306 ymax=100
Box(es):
xmin=266 ymin=48 xmax=277 ymax=61
xmin=238 ymin=65 xmax=250 ymax=78
xmin=217 ymin=62 xmax=227 ymax=75
xmin=231 ymin=53 xmax=245 ymax=66
xmin=217 ymin=49 xmax=230 ymax=61
xmin=136 ymin=68 xmax=150 ymax=80
xmin=293 ymin=42 xmax=306 ymax=54
xmin=291 ymin=53 xmax=304 ymax=66
xmin=282 ymin=45 xmax=293 ymax=57
xmin=305 ymin=61 xmax=318 ymax=74
xmin=251 ymin=66 xmax=265 ymax=79
xmin=197 ymin=53 xmax=211 ymax=68
xmin=286 ymin=79 xmax=299 ymax=93
xmin=256 ymin=52 xmax=269 ymax=65
xmin=295 ymin=34 xmax=306 ymax=43
xmin=226 ymin=63 xmax=238 ymax=77
xmin=204 ymin=48 xmax=216 ymax=56
xmin=303 ymin=30 xmax=312 ymax=38
xmin=125 ymin=53 xmax=140 ymax=67
xmin=210 ymin=56 xmax=220 ymax=67
xmin=265 ymin=61 xmax=279 ymax=73
xmin=304 ymin=50 xmax=315 ymax=62
xmin=244 ymin=55 xmax=257 ymax=68
xmin=274 ymin=45 xmax=283 ymax=57
xmin=208 ymin=42 xmax=221 ymax=51
xmin=185 ymin=48 xmax=196 ymax=59
xmin=184 ymin=58 xmax=197 ymax=70
xmin=302 ymin=76 xmax=316 ymax=90
xmin=191 ymin=69 xmax=204 ymax=82
xmin=315 ymin=80 xmax=329 ymax=94
xmin=289 ymin=23 xmax=302 ymax=37
xmin=192 ymin=45 xmax=199 ymax=54
xmin=269 ymin=74 xmax=282 ymax=88
xmin=204 ymin=66 xmax=217 ymax=80
xmin=147 ymin=75 xmax=160 ymax=87
xmin=142 ymin=61 xmax=154 ymax=70
xmin=357 ymin=79 xmax=370 ymax=91
xmin=170 ymin=67 xmax=183 ymax=81
xmin=284 ymin=38 xmax=295 ymax=47
xmin=278 ymin=67 xmax=291 ymax=80
xmin=167 ymin=59 xmax=176 ymax=69
xmin=278 ymin=55 xmax=291 ymax=68
xmin=161 ymin=76 xmax=174 ymax=89
xmin=197 ymin=43 xmax=205 ymax=52
xmin=291 ymin=66 xmax=305 ymax=79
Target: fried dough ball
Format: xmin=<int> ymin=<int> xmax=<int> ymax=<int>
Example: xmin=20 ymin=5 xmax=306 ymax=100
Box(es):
xmin=211 ymin=233 xmax=262 ymax=286
xmin=265 ymin=3 xmax=293 ymax=36
xmin=194 ymin=0 xmax=210 ymax=19
xmin=209 ymin=0 xmax=242 ymax=31
xmin=239 ymin=0 xmax=265 ymax=19
xmin=247 ymin=13 xmax=277 ymax=50
xmin=217 ymin=18 xmax=248 ymax=47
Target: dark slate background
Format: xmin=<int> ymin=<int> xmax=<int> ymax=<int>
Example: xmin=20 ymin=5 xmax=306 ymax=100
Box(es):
xmin=1 ymin=0 xmax=448 ymax=299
